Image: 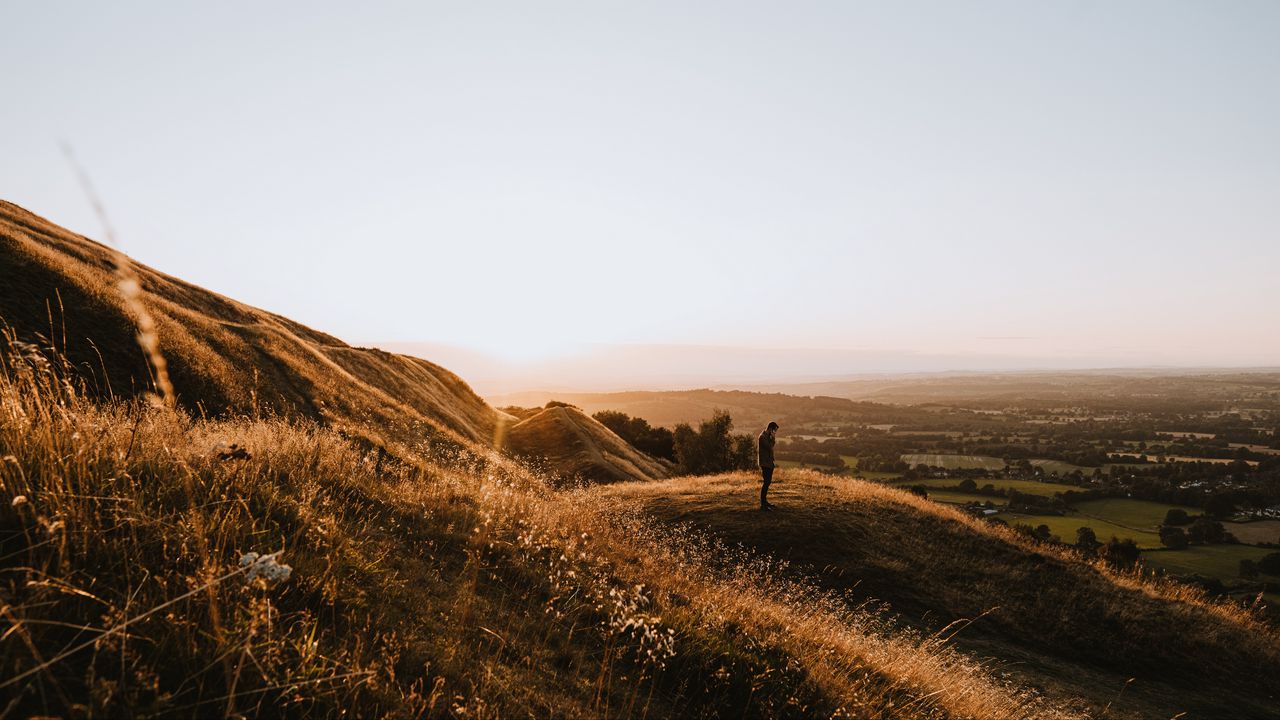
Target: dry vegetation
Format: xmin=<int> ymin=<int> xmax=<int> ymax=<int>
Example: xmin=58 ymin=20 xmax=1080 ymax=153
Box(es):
xmin=592 ymin=472 xmax=1280 ymax=718
xmin=1 ymin=334 xmax=1079 ymax=718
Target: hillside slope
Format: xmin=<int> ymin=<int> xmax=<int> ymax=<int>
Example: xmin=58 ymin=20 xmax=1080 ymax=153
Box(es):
xmin=1 ymin=340 xmax=1066 ymax=719
xmin=591 ymin=472 xmax=1280 ymax=719
xmin=0 ymin=199 xmax=662 ymax=481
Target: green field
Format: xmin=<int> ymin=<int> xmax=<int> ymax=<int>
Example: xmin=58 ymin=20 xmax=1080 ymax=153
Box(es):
xmin=1110 ymin=453 xmax=1259 ymax=467
xmin=1028 ymin=459 xmax=1093 ymax=475
xmin=1143 ymin=545 xmax=1278 ymax=579
xmin=834 ymin=456 xmax=901 ymax=481
xmin=894 ymin=477 xmax=1080 ymax=495
xmin=901 ymin=454 xmax=1097 ymax=476
xmin=901 ymin=454 xmax=1006 ymax=470
xmin=1072 ymin=498 xmax=1200 ymax=532
xmin=1003 ymin=511 xmax=1163 ymax=548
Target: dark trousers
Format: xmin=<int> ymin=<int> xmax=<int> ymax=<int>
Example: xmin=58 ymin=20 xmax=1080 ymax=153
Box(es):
xmin=760 ymin=466 xmax=774 ymax=506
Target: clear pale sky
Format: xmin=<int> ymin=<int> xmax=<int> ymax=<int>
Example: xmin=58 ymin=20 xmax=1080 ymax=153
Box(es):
xmin=4 ymin=2 xmax=1278 ymax=384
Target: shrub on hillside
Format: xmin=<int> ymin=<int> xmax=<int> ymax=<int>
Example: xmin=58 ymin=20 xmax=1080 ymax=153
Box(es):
xmin=1075 ymin=526 xmax=1100 ymax=553
xmin=1101 ymin=537 xmax=1141 ymax=568
xmin=1187 ymin=517 xmax=1228 ymax=544
xmin=1164 ymin=508 xmax=1192 ymax=526
xmin=1160 ymin=526 xmax=1190 ymax=550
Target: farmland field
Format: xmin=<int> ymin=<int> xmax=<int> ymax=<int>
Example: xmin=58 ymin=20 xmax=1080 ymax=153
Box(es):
xmin=894 ymin=477 xmax=1080 ymax=495
xmin=1071 ymin=498 xmax=1200 ymax=532
xmin=1109 ymin=453 xmax=1259 ymax=467
xmin=1143 ymin=545 xmax=1278 ymax=579
xmin=855 ymin=471 xmax=904 ymax=481
xmin=1028 ymin=459 xmax=1094 ymax=475
xmin=900 ymin=454 xmax=1099 ymax=476
xmin=1226 ymin=520 xmax=1280 ymax=545
xmin=901 ymin=454 xmax=1006 ymax=470
xmin=922 ymin=489 xmax=1007 ymax=506
xmin=1003 ymin=511 xmax=1163 ymax=548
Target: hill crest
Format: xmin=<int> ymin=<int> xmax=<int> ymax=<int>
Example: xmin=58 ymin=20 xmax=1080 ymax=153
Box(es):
xmin=0 ymin=199 xmax=660 ymax=481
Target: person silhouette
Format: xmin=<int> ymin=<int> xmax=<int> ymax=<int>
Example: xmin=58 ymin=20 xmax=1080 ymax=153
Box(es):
xmin=758 ymin=421 xmax=779 ymax=510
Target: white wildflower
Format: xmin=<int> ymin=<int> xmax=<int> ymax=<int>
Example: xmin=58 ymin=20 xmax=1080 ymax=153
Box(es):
xmin=239 ymin=552 xmax=293 ymax=584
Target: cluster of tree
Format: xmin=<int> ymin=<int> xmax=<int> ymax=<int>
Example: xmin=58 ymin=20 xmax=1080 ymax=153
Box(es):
xmin=1239 ymin=553 xmax=1280 ymax=578
xmin=1158 ymin=517 xmax=1234 ymax=549
xmin=671 ymin=410 xmax=756 ymax=476
xmin=592 ymin=410 xmax=676 ymax=461
xmin=592 ymin=408 xmax=761 ymax=475
xmin=1007 ymin=523 xmax=1140 ymax=568
xmin=774 ymin=451 xmax=845 ymax=469
xmin=1006 ymin=490 xmax=1065 ymax=514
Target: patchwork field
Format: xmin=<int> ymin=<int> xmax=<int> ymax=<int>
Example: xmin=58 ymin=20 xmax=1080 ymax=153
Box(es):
xmin=1003 ymin=511 xmax=1163 ymax=549
xmin=1143 ymin=545 xmax=1278 ymax=579
xmin=895 ymin=477 xmax=1081 ymax=495
xmin=924 ymin=489 xmax=1006 ymax=506
xmin=901 ymin=453 xmax=1006 ymax=470
xmin=900 ymin=454 xmax=1098 ymax=476
xmin=1110 ymin=453 xmax=1260 ymax=467
xmin=1028 ymin=459 xmax=1094 ymax=475
xmin=1072 ymin=498 xmax=1200 ymax=532
xmin=1227 ymin=520 xmax=1280 ymax=546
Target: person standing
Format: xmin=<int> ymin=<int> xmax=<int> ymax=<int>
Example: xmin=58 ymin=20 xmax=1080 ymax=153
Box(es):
xmin=758 ymin=421 xmax=779 ymax=510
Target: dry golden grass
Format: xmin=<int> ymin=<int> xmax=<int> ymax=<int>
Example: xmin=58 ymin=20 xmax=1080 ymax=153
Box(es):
xmin=0 ymin=199 xmax=500 ymax=444
xmin=591 ymin=472 xmax=1280 ymax=718
xmin=0 ymin=333 xmax=1083 ymax=718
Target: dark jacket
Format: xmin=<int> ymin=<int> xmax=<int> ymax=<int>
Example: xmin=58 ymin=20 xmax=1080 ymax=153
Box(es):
xmin=757 ymin=429 xmax=776 ymax=469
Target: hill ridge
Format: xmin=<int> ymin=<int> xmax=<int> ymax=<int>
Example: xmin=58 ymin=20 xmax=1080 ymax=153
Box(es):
xmin=0 ymin=198 xmax=661 ymax=482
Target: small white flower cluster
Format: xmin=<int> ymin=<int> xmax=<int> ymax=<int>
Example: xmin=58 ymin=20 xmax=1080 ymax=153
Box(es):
xmin=239 ymin=552 xmax=293 ymax=584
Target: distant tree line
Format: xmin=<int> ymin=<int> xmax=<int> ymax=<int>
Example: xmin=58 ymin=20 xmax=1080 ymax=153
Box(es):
xmin=594 ymin=408 xmax=758 ymax=476
xmin=775 ymin=451 xmax=846 ymax=469
xmin=592 ymin=410 xmax=676 ymax=461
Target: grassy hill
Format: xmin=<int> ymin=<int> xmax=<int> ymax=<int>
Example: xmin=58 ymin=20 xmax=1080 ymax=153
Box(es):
xmin=0 ymin=199 xmax=659 ymax=484
xmin=590 ymin=473 xmax=1280 ymax=719
xmin=504 ymin=405 xmax=672 ymax=485
xmin=2 ymin=337 xmax=1068 ymax=718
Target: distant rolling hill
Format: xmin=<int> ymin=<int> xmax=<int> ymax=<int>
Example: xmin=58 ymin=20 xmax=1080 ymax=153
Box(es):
xmin=0 ymin=199 xmax=661 ymax=482
xmin=488 ymin=388 xmax=931 ymax=431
